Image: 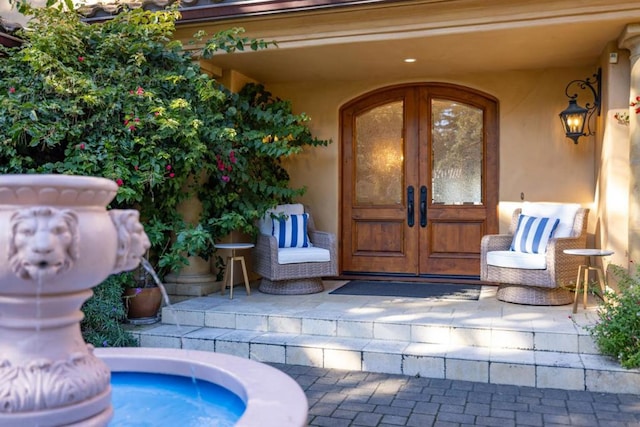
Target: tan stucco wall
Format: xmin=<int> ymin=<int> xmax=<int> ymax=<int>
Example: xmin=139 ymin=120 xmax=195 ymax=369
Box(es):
xmin=598 ymin=44 xmax=631 ymax=269
xmin=268 ymin=68 xmax=597 ymax=240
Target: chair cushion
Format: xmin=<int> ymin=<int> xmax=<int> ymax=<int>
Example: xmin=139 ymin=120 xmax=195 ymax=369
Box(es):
xmin=510 ymin=215 xmax=559 ymax=254
xmin=272 ymin=213 xmax=310 ymax=248
xmin=277 ymin=247 xmax=331 ymax=265
xmin=487 ymin=250 xmax=546 ymax=270
xmin=258 ymin=203 xmax=305 ymax=235
xmin=521 ymin=202 xmax=580 ymax=238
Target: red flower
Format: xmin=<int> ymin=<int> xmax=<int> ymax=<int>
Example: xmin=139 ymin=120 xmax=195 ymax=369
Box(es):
xmin=129 ymin=90 xmax=134 ymax=95
xmin=79 ymin=143 xmax=85 ymax=150
xmin=78 ymin=56 xmax=84 ymax=62
xmin=124 ymin=119 xmax=129 ymax=125
xmin=221 ymin=175 xmax=230 ymax=182
xmin=116 ymin=179 xmax=124 ymax=187
xmin=229 ymin=150 xmax=237 ymax=164
xmin=134 ymin=165 xmax=139 ymax=171
xmin=136 ymin=86 xmax=144 ymax=96
xmin=166 ymin=164 xmax=172 ymax=171
xmin=129 ymin=126 xmax=136 ymax=131
xmin=8 ymin=87 xmax=15 ymax=94
xmin=134 ymin=117 xmax=140 ymax=122
xmin=169 ymin=173 xmax=175 ymax=178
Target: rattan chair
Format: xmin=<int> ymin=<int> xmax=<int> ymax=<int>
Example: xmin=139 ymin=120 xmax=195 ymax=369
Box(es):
xmin=253 ymin=204 xmax=337 ymax=295
xmin=481 ymin=206 xmax=589 ymax=305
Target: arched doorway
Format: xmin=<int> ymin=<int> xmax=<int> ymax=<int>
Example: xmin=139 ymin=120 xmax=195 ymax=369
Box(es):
xmin=340 ymin=83 xmax=499 ymax=279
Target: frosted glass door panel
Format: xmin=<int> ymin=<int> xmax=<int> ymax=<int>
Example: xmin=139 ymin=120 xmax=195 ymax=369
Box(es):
xmin=431 ymin=99 xmax=483 ymax=205
xmin=355 ymin=101 xmax=404 ymax=205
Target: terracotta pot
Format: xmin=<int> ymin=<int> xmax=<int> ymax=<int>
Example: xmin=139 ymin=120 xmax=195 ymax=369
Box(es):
xmin=124 ymin=287 xmax=162 ymax=323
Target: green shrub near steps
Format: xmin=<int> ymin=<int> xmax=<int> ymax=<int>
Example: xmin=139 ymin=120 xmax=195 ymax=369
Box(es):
xmin=587 ymin=264 xmax=640 ymax=369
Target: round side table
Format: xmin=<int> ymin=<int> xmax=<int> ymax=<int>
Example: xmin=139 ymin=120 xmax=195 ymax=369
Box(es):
xmin=563 ymin=248 xmax=614 ymax=313
xmin=214 ymin=243 xmax=255 ymax=299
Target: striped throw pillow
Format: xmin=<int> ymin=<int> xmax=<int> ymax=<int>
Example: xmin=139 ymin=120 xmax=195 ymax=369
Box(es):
xmin=510 ymin=215 xmax=559 ymax=254
xmin=272 ymin=213 xmax=310 ymax=248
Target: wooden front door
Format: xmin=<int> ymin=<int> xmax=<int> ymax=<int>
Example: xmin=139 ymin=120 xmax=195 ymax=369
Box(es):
xmin=340 ymin=83 xmax=498 ymax=277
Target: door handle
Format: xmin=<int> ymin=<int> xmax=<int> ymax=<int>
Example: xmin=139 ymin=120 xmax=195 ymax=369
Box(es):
xmin=407 ymin=186 xmax=414 ymax=227
xmin=420 ymin=186 xmax=427 ymax=227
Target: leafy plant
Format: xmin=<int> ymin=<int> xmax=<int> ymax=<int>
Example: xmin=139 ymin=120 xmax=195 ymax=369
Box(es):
xmin=587 ymin=264 xmax=640 ymax=368
xmin=1 ymin=1 xmax=330 ymax=345
xmin=82 ymin=274 xmax=139 ymax=348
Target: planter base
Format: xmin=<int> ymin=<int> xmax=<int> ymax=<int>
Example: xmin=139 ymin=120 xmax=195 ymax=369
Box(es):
xmin=126 ymin=314 xmax=160 ymax=325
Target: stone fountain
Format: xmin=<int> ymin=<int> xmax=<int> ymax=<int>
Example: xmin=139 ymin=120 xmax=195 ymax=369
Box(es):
xmin=0 ymin=174 xmax=308 ymax=427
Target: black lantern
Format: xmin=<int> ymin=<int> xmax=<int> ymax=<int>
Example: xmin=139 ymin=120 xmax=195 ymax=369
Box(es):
xmin=558 ymin=68 xmax=601 ymax=144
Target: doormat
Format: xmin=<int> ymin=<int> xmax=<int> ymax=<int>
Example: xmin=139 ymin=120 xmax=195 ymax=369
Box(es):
xmin=329 ymin=280 xmax=481 ymax=300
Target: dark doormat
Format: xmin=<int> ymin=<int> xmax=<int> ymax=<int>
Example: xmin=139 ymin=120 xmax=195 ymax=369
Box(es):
xmin=329 ymin=280 xmax=481 ymax=300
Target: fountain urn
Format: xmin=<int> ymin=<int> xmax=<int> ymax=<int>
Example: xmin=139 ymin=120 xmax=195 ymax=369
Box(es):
xmin=0 ymin=174 xmax=150 ymax=427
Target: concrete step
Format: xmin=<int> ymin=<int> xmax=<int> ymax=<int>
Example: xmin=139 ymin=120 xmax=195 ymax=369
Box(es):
xmin=125 ymin=295 xmax=640 ymax=395
xmin=159 ymin=301 xmax=598 ymax=354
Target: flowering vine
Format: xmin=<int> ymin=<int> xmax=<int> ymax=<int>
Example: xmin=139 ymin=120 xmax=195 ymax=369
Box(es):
xmin=631 ymin=96 xmax=640 ymax=114
xmin=0 ymin=2 xmax=330 ymax=348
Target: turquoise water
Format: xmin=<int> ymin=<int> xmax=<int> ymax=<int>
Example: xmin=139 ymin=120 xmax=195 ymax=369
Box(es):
xmin=110 ymin=372 xmax=246 ymax=427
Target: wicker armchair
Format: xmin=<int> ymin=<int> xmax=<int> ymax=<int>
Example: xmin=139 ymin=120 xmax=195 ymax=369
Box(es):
xmin=253 ymin=204 xmax=338 ymax=295
xmin=481 ymin=205 xmax=589 ymax=305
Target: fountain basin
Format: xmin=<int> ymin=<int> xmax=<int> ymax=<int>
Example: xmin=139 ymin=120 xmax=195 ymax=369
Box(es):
xmin=95 ymin=347 xmax=308 ymax=427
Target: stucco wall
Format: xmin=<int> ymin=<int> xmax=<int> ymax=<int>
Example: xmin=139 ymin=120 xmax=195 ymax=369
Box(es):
xmin=268 ymin=67 xmax=596 ymax=239
xmin=598 ymin=45 xmax=631 ymax=269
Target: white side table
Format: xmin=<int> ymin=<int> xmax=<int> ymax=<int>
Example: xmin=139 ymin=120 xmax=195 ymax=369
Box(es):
xmin=214 ymin=243 xmax=255 ymax=299
xmin=563 ymin=248 xmax=614 ymax=313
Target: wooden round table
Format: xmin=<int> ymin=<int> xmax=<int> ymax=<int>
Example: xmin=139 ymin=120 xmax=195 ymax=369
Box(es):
xmin=563 ymin=248 xmax=614 ymax=313
xmin=214 ymin=243 xmax=255 ymax=299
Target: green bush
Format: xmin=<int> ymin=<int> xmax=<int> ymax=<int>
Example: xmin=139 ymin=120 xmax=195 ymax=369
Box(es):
xmin=587 ymin=264 xmax=640 ymax=368
xmin=82 ymin=275 xmax=139 ymax=348
xmin=1 ymin=0 xmax=329 ymax=347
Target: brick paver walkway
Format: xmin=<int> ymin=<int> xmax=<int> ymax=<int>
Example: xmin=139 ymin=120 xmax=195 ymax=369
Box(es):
xmin=270 ymin=363 xmax=640 ymax=427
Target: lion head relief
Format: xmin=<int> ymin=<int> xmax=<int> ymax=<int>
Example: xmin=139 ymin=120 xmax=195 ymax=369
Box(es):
xmin=110 ymin=209 xmax=151 ymax=274
xmin=9 ymin=207 xmax=79 ymax=281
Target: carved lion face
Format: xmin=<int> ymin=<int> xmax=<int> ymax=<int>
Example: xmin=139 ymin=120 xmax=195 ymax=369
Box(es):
xmin=110 ymin=210 xmax=151 ymax=274
xmin=9 ymin=207 xmax=79 ymax=281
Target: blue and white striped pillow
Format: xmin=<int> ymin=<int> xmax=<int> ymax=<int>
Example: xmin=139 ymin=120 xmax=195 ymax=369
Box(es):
xmin=272 ymin=213 xmax=310 ymax=248
xmin=510 ymin=215 xmax=559 ymax=254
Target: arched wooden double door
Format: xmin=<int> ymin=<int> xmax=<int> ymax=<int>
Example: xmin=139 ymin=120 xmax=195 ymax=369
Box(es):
xmin=340 ymin=83 xmax=499 ymax=278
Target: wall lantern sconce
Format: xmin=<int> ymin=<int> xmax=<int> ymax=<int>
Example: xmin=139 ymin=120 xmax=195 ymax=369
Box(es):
xmin=558 ymin=68 xmax=601 ymax=144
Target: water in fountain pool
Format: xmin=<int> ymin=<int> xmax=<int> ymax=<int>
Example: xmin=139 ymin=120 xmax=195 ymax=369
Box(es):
xmin=110 ymin=372 xmax=245 ymax=426
xmin=120 ymin=259 xmax=248 ymax=425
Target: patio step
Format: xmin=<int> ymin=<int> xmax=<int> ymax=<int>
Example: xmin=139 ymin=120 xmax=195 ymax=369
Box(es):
xmin=126 ymin=284 xmax=640 ymax=395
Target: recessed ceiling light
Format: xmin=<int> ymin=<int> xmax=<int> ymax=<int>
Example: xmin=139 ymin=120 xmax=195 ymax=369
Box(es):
xmin=404 ymin=58 xmax=417 ymax=63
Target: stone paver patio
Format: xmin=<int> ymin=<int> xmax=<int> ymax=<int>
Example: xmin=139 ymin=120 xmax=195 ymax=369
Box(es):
xmin=272 ymin=363 xmax=640 ymax=426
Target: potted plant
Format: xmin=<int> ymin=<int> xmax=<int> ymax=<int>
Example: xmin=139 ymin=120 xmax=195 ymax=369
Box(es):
xmin=122 ymin=265 xmax=164 ymax=324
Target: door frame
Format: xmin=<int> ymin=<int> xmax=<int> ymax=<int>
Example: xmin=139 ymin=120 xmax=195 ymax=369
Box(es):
xmin=339 ymin=82 xmax=499 ymax=279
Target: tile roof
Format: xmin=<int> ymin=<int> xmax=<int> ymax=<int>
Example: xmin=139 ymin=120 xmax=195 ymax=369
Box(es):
xmin=80 ymin=0 xmax=402 ymax=23
xmin=0 ymin=18 xmax=22 ymax=48
xmin=1 ymin=0 xmax=400 ymax=47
